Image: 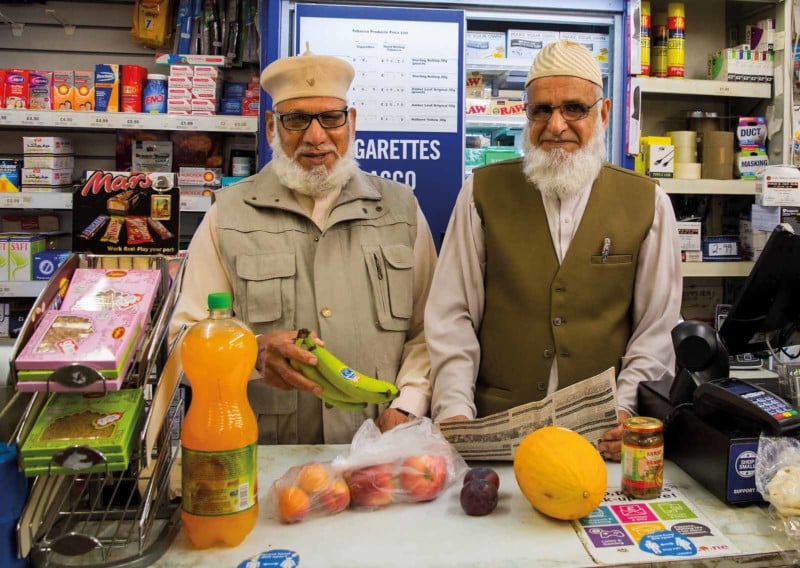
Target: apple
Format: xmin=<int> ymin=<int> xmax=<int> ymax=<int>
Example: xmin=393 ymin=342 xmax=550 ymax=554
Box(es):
xmin=345 ymin=464 xmax=394 ymax=507
xmin=319 ymin=478 xmax=350 ymax=513
xmin=464 ymin=467 xmax=500 ymax=490
xmin=399 ymin=454 xmax=448 ymax=502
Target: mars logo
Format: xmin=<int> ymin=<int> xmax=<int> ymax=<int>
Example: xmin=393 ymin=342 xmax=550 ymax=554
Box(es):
xmin=734 ymin=450 xmax=757 ymax=478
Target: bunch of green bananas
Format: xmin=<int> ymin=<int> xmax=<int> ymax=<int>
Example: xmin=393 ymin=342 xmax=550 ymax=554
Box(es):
xmin=289 ymin=329 xmax=399 ymax=411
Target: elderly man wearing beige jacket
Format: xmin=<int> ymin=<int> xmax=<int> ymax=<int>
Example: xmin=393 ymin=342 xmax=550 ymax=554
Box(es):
xmin=170 ymin=48 xmax=437 ymax=445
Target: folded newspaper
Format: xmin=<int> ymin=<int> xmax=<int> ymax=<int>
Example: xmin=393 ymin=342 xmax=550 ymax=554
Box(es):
xmin=437 ymin=367 xmax=619 ymax=460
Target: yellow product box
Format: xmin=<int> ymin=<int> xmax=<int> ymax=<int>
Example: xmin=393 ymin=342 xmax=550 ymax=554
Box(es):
xmin=74 ymin=70 xmax=95 ymax=111
xmin=53 ymin=70 xmax=75 ymax=111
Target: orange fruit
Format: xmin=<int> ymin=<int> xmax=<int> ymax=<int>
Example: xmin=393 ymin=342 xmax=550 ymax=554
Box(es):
xmin=297 ymin=462 xmax=330 ymax=494
xmin=278 ymin=486 xmax=310 ymax=523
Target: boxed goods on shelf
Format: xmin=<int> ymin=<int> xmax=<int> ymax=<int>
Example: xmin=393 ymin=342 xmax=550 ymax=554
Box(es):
xmin=18 ymin=388 xmax=145 ymax=476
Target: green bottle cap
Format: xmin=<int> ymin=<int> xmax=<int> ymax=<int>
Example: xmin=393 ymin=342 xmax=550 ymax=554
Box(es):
xmin=208 ymin=292 xmax=232 ymax=310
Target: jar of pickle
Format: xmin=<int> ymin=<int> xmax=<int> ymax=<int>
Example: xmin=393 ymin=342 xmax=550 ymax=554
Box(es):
xmin=621 ymin=416 xmax=664 ymax=499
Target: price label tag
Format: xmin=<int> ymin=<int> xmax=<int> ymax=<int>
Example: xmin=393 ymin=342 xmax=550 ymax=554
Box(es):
xmin=89 ymin=114 xmax=113 ymax=128
xmin=219 ymin=117 xmax=252 ymax=132
xmin=0 ymin=195 xmax=26 ymax=207
xmin=0 ymin=285 xmax=11 ymax=296
xmin=22 ymin=113 xmax=44 ymax=126
xmin=56 ymin=113 xmax=77 ymax=126
xmin=175 ymin=117 xmax=200 ymax=130
xmin=0 ymin=111 xmax=11 ymax=124
xmin=120 ymin=115 xmax=144 ymax=128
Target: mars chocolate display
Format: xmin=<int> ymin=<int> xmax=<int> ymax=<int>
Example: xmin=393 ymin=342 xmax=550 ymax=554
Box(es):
xmin=72 ymin=171 xmax=179 ymax=255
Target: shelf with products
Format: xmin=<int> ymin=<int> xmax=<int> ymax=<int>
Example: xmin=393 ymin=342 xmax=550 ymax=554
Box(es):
xmin=660 ymin=179 xmax=757 ymax=195
xmin=681 ymin=261 xmax=754 ymax=278
xmin=635 ymin=77 xmax=772 ymax=99
xmin=0 ymin=281 xmax=47 ymax=299
xmin=0 ymin=109 xmax=258 ymax=133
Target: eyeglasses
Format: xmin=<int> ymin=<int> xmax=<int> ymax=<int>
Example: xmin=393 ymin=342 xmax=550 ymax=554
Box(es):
xmin=274 ymin=109 xmax=349 ymax=131
xmin=524 ymin=98 xmax=603 ymax=122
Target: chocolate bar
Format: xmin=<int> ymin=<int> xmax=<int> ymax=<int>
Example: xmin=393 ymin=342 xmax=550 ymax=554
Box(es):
xmin=125 ymin=216 xmax=153 ymax=245
xmin=100 ymin=216 xmax=124 ymax=244
xmin=146 ymin=217 xmax=174 ymax=240
xmin=80 ymin=215 xmax=109 ymax=239
xmin=107 ymin=190 xmax=142 ymax=214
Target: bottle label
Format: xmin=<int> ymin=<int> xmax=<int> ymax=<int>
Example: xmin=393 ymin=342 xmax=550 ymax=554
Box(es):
xmin=621 ymin=443 xmax=664 ymax=491
xmin=182 ymin=443 xmax=257 ymax=516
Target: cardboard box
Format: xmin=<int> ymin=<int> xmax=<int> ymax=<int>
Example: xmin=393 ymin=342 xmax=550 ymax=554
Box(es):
xmin=32 ymin=249 xmax=71 ymax=281
xmin=21 ymin=168 xmax=73 ymax=187
xmin=94 ymin=64 xmax=120 ymax=112
xmin=645 ymin=144 xmax=675 ymax=178
xmin=23 ymin=137 xmax=74 ymax=155
xmin=0 ymin=159 xmax=22 ymax=192
xmin=677 ymin=221 xmax=701 ymax=251
xmin=756 ymin=166 xmax=800 ymax=207
xmin=178 ymin=167 xmax=222 ymax=188
xmin=559 ymin=31 xmax=609 ymax=71
xmin=507 ymin=30 xmax=559 ymax=61
xmin=465 ymin=31 xmax=506 ymax=59
xmin=681 ymin=283 xmax=723 ymax=324
xmin=23 ymin=155 xmax=74 ymax=170
xmin=7 ymin=234 xmax=46 ymax=281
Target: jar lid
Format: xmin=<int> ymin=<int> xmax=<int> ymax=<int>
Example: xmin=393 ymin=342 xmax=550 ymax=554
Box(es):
xmin=624 ymin=416 xmax=663 ymax=433
xmin=147 ymin=74 xmax=168 ymax=81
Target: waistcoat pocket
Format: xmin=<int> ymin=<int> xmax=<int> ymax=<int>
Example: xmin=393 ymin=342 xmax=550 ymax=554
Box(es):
xmin=236 ymin=252 xmax=296 ymax=325
xmin=362 ymin=244 xmax=413 ymax=331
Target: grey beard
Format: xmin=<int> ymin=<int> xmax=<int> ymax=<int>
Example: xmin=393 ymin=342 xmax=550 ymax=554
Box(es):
xmin=521 ymin=119 xmax=606 ymax=200
xmin=269 ymin=127 xmax=360 ymax=198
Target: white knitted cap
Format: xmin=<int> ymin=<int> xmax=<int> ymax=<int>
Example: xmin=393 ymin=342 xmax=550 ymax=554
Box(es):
xmin=525 ymin=40 xmax=603 ymax=88
xmin=260 ymin=44 xmax=355 ymax=105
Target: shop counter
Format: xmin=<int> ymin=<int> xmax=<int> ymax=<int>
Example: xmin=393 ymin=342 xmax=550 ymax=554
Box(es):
xmin=152 ymin=445 xmax=788 ymax=567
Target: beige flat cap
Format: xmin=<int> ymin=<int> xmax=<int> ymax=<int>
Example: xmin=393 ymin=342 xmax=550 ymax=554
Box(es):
xmin=260 ymin=45 xmax=355 ymax=105
xmin=525 ymin=39 xmax=603 ymax=88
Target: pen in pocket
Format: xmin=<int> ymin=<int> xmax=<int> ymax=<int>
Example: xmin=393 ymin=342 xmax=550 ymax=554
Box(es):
xmin=373 ymin=253 xmax=383 ymax=280
xmin=601 ymin=237 xmax=611 ymax=263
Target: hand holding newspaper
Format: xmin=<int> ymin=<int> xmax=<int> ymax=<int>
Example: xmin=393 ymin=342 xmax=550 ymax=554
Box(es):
xmin=437 ymin=367 xmax=620 ymax=461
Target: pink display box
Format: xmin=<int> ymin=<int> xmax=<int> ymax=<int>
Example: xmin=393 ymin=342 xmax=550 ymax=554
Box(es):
xmin=15 ymin=309 xmax=145 ymax=391
xmin=61 ymin=268 xmax=160 ymax=318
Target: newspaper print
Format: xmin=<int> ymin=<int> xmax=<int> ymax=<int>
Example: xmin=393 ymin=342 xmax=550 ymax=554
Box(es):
xmin=438 ymin=367 xmax=619 ymax=460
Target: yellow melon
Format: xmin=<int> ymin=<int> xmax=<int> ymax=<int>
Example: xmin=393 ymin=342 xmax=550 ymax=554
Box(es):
xmin=513 ymin=426 xmax=607 ymax=520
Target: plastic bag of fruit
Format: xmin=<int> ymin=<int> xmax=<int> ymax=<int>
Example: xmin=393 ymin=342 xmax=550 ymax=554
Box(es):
xmin=267 ymin=417 xmax=467 ymax=523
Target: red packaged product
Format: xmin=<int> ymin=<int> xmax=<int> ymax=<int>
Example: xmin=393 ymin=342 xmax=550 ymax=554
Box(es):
xmin=120 ymin=65 xmax=148 ymax=113
xmin=0 ymin=69 xmax=6 ymax=109
xmin=5 ymin=69 xmax=30 ymax=110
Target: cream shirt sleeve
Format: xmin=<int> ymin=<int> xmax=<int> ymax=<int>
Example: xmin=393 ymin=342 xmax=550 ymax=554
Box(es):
xmin=390 ymin=205 xmax=438 ymax=418
xmin=427 ymin=177 xmax=485 ymax=422
xmin=168 ymin=204 xmax=233 ymax=343
xmin=616 ymin=186 xmax=683 ymax=414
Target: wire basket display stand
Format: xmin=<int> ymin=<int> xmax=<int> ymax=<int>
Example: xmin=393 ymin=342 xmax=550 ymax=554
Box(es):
xmin=9 ymin=254 xmax=187 ymax=568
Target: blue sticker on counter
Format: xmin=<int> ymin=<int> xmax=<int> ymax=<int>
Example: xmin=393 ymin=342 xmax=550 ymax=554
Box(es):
xmin=639 ymin=530 xmax=697 ymax=557
xmin=579 ymin=506 xmax=618 ymax=527
xmin=237 ymin=549 xmax=300 ymax=568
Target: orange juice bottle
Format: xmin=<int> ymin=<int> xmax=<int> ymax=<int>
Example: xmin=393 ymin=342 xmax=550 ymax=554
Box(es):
xmin=180 ymin=292 xmax=259 ymax=548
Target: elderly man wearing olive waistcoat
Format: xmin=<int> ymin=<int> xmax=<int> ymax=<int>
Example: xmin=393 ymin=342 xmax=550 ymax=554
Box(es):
xmin=427 ymin=40 xmax=682 ymax=462
xmin=170 ymin=48 xmax=437 ymax=445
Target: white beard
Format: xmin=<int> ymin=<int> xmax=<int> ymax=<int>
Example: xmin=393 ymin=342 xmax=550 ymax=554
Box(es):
xmin=521 ymin=117 xmax=606 ymax=200
xmin=269 ymin=123 xmax=360 ymax=198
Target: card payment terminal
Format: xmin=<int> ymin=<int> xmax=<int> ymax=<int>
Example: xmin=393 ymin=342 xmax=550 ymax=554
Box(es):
xmin=693 ymin=378 xmax=800 ymax=435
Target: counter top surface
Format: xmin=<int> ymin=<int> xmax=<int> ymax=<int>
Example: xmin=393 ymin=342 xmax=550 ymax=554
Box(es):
xmin=152 ymin=445 xmax=789 ymax=568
